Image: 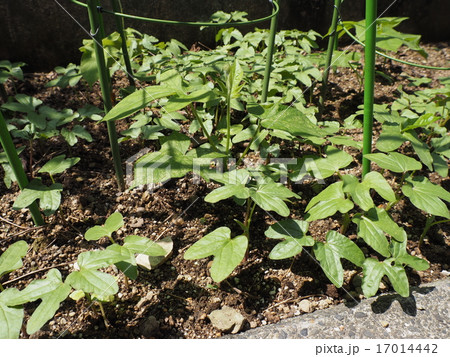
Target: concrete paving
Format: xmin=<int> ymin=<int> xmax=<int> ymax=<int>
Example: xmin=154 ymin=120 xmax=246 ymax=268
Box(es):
xmin=226 ymin=278 xmax=450 ymax=339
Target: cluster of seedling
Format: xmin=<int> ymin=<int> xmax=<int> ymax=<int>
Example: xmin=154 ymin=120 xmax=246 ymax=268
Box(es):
xmin=0 ymin=6 xmax=449 ymax=337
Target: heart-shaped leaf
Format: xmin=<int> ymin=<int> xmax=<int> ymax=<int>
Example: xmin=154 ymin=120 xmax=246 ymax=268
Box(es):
xmin=85 ymin=211 xmax=124 ymax=241
xmin=13 ymin=179 xmax=63 ymax=216
xmin=184 ymin=227 xmax=248 ymax=283
xmin=313 ymin=231 xmax=365 ymax=288
xmin=362 ymin=258 xmax=409 ymax=298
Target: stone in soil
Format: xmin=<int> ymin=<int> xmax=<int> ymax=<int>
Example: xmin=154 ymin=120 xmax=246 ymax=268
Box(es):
xmin=208 ymin=306 xmax=247 ymax=334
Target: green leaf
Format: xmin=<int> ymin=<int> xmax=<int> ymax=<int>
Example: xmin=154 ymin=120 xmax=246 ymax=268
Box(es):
xmin=0 ymin=240 xmax=28 ymax=278
xmin=402 ymin=113 xmax=440 ymax=132
xmin=102 ymin=86 xmax=176 ymax=122
xmin=26 ymin=282 xmax=71 ymax=335
xmin=305 ymin=182 xmax=354 ymax=221
xmin=3 ymin=269 xmax=71 ymax=335
xmin=2 ymin=94 xmax=42 ymax=113
xmin=314 ymin=231 xmax=365 ymax=288
xmin=342 ymin=172 xmax=396 ymax=211
xmin=104 ymin=211 xmax=124 ymax=233
xmin=205 ymin=184 xmax=250 ymax=203
xmin=365 ymin=152 xmax=422 ymax=172
xmin=314 ymin=146 xmax=353 ymax=179
xmin=376 ymin=123 xmax=405 ymax=152
xmin=353 ymin=213 xmax=390 ymax=257
xmin=362 ymin=258 xmax=409 ymax=298
xmin=249 ymin=182 xmax=297 ymax=217
xmin=13 ymin=179 xmax=63 ymax=216
xmin=0 ymin=289 xmax=23 ymax=339
xmin=402 ymin=131 xmax=433 ymax=171
xmin=105 ymin=244 xmax=138 ymax=279
xmin=76 ymin=248 xmax=131 ymax=270
xmin=66 ymin=269 xmax=118 ymax=298
xmin=184 ymin=227 xmax=248 ymax=283
xmin=402 ymin=176 xmax=450 ymax=218
xmin=266 ymin=220 xmax=313 ymax=260
xmin=84 ymin=211 xmax=124 ymax=241
xmin=261 ymin=106 xmax=324 ymax=138
xmin=431 ymin=153 xmax=448 ymax=178
xmin=80 ymin=44 xmax=98 ymax=86
xmin=39 ymin=155 xmax=80 ymax=176
xmin=123 ymin=235 xmax=167 ymax=256
xmin=390 ymin=240 xmax=429 ymax=271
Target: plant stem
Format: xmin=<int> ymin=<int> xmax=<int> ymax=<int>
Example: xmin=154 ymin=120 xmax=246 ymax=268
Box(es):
xmin=225 ymin=91 xmax=232 ymax=155
xmin=318 ymin=0 xmax=342 ymax=119
xmin=261 ymin=0 xmax=279 ymax=103
xmin=362 ymin=0 xmax=377 ymax=177
xmin=189 ymin=104 xmax=217 ymax=150
xmin=243 ymin=199 xmax=257 ymax=238
xmin=419 ymin=216 xmax=450 ymax=248
xmin=0 ymin=111 xmax=43 ymax=226
xmin=86 ymin=0 xmax=125 ymax=191
xmin=0 ymin=283 xmax=4 ymax=292
xmin=97 ymin=301 xmax=110 ymax=329
xmin=110 ymin=0 xmax=135 ymax=87
xmin=340 ymin=212 xmax=351 ymax=235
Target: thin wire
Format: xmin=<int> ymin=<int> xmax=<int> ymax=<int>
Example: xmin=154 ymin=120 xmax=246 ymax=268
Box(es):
xmin=69 ymin=0 xmax=279 ymax=27
xmin=339 ymin=23 xmax=450 ymax=71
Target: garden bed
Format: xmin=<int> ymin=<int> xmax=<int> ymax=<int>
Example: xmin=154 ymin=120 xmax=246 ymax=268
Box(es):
xmin=0 ymin=41 xmax=449 ymax=339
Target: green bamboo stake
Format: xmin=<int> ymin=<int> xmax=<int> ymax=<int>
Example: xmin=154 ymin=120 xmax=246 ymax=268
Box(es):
xmin=362 ymin=0 xmax=377 ymax=177
xmin=110 ymin=0 xmax=135 ymax=87
xmin=0 ymin=111 xmax=44 ymax=226
xmin=87 ymin=0 xmax=125 ymax=190
xmin=318 ymin=0 xmax=342 ymax=119
xmin=261 ymin=0 xmax=280 ymax=103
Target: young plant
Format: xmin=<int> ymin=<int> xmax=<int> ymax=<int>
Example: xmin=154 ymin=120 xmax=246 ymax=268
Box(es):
xmin=13 ymin=155 xmax=80 ymax=216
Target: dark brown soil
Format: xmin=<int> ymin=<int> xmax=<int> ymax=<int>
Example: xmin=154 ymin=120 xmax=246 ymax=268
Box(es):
xmin=0 ymin=43 xmax=449 ymax=339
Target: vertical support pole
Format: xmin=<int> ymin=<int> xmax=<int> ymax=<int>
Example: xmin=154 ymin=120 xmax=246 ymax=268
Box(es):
xmin=110 ymin=0 xmax=136 ymax=87
xmin=362 ymin=0 xmax=377 ymax=176
xmin=261 ymin=0 xmax=279 ymax=103
xmin=86 ymin=0 xmax=125 ymax=190
xmin=0 ymin=111 xmax=44 ymax=226
xmin=318 ymin=0 xmax=342 ymax=119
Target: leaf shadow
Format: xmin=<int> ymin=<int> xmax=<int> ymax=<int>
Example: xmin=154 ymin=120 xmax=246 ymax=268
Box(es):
xmin=370 ymin=286 xmax=435 ymax=316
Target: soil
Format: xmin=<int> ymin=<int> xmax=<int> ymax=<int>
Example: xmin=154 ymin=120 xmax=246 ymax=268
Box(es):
xmin=0 ymin=42 xmax=449 ymax=339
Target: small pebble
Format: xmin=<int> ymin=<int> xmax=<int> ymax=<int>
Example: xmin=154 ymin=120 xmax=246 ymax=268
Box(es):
xmin=381 ymin=321 xmax=389 ymax=328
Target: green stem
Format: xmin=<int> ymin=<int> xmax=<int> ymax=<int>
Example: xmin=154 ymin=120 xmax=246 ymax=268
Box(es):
xmin=190 ymin=104 xmax=217 ymax=151
xmin=362 ymin=0 xmax=377 ymax=177
xmin=110 ymin=0 xmax=135 ymax=87
xmin=236 ymin=122 xmax=261 ymax=167
xmin=340 ymin=212 xmax=351 ymax=235
xmin=225 ymin=92 xmax=232 ymax=155
xmin=0 ymin=111 xmax=44 ymax=226
xmin=97 ymin=301 xmax=110 ymax=329
xmin=419 ymin=215 xmax=435 ymax=248
xmin=261 ymin=0 xmax=279 ymax=103
xmin=0 ymin=283 xmax=4 ymax=292
xmin=87 ymin=0 xmax=125 ymax=191
xmin=244 ymin=199 xmax=257 ymax=238
xmin=318 ymin=0 xmax=342 ymax=119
